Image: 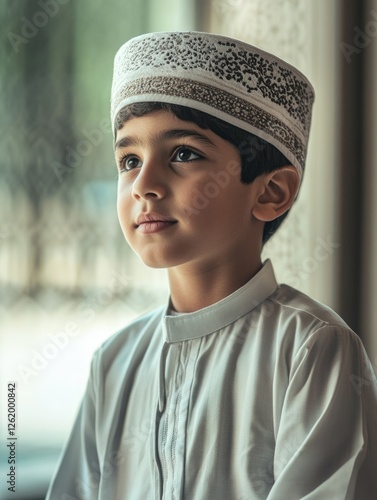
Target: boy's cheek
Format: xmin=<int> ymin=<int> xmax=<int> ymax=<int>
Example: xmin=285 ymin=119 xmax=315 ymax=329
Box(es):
xmin=116 ymin=198 xmax=131 ymax=234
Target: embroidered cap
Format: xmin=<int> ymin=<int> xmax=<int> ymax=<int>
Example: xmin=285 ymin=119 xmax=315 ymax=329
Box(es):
xmin=111 ymin=31 xmax=315 ymax=177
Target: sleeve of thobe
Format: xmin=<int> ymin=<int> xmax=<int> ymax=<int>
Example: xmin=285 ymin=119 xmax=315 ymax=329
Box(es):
xmin=267 ymin=326 xmax=377 ymax=500
xmin=46 ymin=351 xmax=100 ymax=500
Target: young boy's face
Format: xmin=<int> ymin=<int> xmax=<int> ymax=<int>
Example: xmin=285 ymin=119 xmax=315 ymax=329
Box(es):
xmin=115 ymin=109 xmax=263 ymax=270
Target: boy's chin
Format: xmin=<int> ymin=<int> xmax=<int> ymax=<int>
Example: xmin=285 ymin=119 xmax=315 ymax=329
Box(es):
xmin=136 ymin=253 xmax=174 ymax=269
xmin=137 ymin=252 xmax=187 ymax=270
xmin=140 ymin=259 xmax=168 ymax=269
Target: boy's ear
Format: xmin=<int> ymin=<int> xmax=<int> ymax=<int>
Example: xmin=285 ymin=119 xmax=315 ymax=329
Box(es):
xmin=251 ymin=166 xmax=300 ymax=222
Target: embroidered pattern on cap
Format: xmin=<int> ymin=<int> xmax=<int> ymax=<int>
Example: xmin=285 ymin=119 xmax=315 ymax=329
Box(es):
xmin=111 ymin=31 xmax=315 ymax=175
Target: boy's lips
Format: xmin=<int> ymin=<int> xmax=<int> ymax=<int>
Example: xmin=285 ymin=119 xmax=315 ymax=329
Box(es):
xmin=135 ymin=212 xmax=177 ymax=234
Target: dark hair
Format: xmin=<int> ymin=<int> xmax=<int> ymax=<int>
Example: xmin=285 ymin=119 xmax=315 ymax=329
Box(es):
xmin=115 ymin=102 xmax=292 ymax=244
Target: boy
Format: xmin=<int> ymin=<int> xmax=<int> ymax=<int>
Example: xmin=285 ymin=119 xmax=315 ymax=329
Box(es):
xmin=47 ymin=32 xmax=377 ymax=499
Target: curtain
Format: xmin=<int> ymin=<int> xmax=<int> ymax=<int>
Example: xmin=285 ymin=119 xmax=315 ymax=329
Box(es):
xmin=339 ymin=0 xmax=377 ymax=361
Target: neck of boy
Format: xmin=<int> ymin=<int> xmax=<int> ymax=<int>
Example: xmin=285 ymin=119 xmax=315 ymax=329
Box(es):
xmin=167 ymin=255 xmax=263 ymax=314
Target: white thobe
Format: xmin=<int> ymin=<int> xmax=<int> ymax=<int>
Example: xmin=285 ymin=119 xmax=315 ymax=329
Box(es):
xmin=46 ymin=260 xmax=377 ymax=499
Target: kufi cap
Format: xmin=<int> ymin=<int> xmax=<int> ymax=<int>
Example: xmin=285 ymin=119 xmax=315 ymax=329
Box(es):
xmin=111 ymin=31 xmax=315 ymax=177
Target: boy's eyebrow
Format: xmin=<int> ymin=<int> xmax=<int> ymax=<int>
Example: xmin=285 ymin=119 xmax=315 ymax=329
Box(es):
xmin=114 ymin=129 xmax=217 ymax=151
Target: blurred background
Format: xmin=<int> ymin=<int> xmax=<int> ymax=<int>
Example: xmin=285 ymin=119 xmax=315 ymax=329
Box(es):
xmin=0 ymin=0 xmax=376 ymax=498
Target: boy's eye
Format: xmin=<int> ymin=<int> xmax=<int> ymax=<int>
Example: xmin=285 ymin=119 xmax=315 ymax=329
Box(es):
xmin=119 ymin=155 xmax=142 ymax=172
xmin=117 ymin=147 xmax=202 ymax=174
xmin=172 ymin=147 xmax=202 ymax=162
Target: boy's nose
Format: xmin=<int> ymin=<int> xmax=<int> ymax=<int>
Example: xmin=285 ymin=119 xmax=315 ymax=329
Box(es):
xmin=131 ymin=159 xmax=167 ymax=201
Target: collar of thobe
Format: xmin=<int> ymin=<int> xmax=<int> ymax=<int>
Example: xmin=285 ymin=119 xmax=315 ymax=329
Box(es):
xmin=162 ymin=259 xmax=278 ymax=343
xmin=157 ymin=259 xmax=278 ymax=412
